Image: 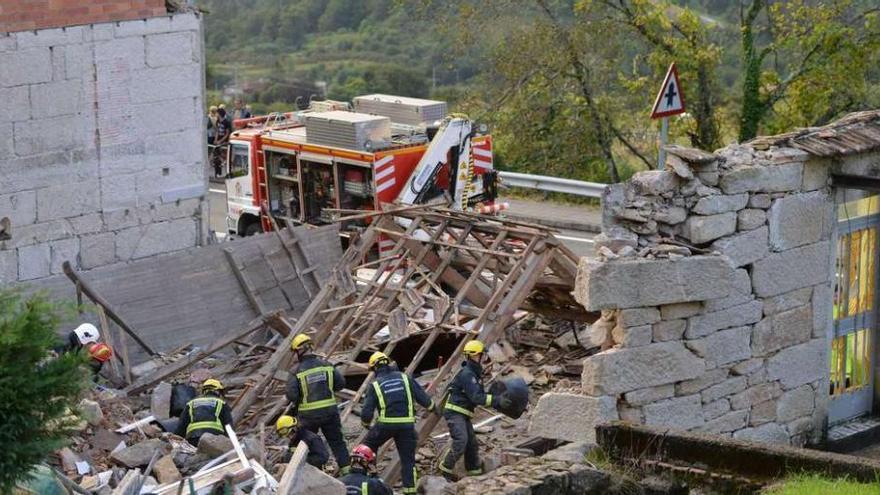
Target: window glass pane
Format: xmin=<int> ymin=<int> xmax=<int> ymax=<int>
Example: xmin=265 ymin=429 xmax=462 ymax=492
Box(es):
xmin=229 ymin=144 xmax=249 ymax=176
xmin=838 ymin=195 xmax=880 ymax=221
xmin=834 ymin=227 xmax=876 ymax=319
xmin=830 ymin=328 xmax=872 ymax=396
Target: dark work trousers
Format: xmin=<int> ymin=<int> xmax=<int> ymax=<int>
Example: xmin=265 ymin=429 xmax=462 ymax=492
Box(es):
xmin=441 ymin=412 xmax=481 ymax=475
xmin=300 ymin=413 xmax=350 ymax=469
xmin=365 ymin=424 xmax=419 ymax=493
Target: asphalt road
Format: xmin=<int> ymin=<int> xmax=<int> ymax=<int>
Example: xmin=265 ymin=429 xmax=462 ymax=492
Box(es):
xmin=206 ymin=183 xmax=595 ymax=257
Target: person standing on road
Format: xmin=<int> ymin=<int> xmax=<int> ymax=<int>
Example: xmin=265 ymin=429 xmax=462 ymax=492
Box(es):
xmin=232 ymin=98 xmax=251 ymax=121
xmin=360 ymin=352 xmax=438 ymax=495
xmin=207 ymin=105 xmax=218 ymax=145
xmin=439 ymin=340 xmax=510 ymax=481
xmin=213 ymin=107 xmax=232 ymax=178
xmin=285 ymin=334 xmax=350 ymax=473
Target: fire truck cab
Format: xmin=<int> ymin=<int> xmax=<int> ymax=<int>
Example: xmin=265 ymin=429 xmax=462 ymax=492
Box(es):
xmin=225 ymin=95 xmax=495 ymax=237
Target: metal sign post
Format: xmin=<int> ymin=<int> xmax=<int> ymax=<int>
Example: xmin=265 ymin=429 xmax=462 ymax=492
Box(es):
xmin=650 ymin=63 xmax=686 ymax=169
xmin=659 ymin=117 xmax=669 ymax=169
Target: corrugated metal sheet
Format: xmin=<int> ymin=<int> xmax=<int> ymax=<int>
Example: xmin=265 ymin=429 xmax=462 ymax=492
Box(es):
xmin=26 ymin=224 xmax=342 ymax=364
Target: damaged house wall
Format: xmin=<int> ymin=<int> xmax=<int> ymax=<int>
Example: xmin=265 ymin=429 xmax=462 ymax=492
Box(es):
xmin=531 ymin=139 xmax=846 ymax=447
xmin=0 ymin=10 xmax=207 ymax=283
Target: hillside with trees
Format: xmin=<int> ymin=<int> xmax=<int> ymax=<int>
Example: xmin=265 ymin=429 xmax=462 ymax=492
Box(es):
xmin=201 ymin=0 xmax=880 ymax=183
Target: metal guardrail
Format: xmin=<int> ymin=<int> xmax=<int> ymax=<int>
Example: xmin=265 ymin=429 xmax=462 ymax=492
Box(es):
xmin=497 ymin=171 xmax=607 ymax=198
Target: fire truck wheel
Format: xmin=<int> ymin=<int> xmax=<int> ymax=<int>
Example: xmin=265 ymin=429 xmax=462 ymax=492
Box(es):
xmin=244 ymin=222 xmax=263 ymax=237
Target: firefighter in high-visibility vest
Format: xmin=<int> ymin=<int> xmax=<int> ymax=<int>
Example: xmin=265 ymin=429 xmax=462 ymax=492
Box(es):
xmin=276 ymin=414 xmax=329 ymax=469
xmin=176 ymin=379 xmax=234 ymax=446
xmin=360 ymin=352 xmax=437 ymax=495
xmin=439 ymin=340 xmax=509 ymax=481
xmin=339 ymin=445 xmax=393 ymax=495
xmin=285 ymin=334 xmax=350 ymax=473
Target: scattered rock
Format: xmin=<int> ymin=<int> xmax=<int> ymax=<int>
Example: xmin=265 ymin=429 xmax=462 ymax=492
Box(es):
xmin=111 ymin=469 xmax=141 ymax=495
xmin=593 ymin=226 xmax=639 ymax=253
xmin=509 ymin=365 xmax=535 ymax=385
xmin=110 ymin=438 xmax=167 ymax=468
xmin=617 ymin=245 xmax=637 ymax=257
xmin=92 ymin=428 xmax=126 ymax=452
xmin=541 ymin=442 xmax=594 ymax=464
xmin=130 ymin=360 xmax=161 ymax=379
xmin=290 ymin=462 xmax=346 ymax=494
xmin=153 ymin=454 xmax=181 ymax=484
xmin=197 ymin=433 xmax=234 ymax=458
xmin=79 ymin=399 xmax=104 ymax=426
xmin=190 ymin=368 xmax=213 ymax=385
xmin=419 ymin=475 xmax=451 ymax=495
xmin=58 ymin=447 xmax=82 ymax=473
xmin=241 ymin=436 xmax=264 ymax=461
xmin=151 ymin=382 xmax=173 ymax=420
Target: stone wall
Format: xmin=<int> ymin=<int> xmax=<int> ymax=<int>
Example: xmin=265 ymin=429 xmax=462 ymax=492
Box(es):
xmin=0 ymin=12 xmax=207 ymax=283
xmin=532 ymin=143 xmax=838 ymax=447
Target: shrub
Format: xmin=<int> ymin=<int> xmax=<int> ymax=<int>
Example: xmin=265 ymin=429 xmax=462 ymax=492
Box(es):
xmin=0 ymin=290 xmax=88 ymax=492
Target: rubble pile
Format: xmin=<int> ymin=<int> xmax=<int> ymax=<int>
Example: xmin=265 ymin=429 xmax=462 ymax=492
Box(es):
xmin=46 ymin=204 xmax=600 ymax=493
xmin=540 ymin=142 xmax=832 ymax=447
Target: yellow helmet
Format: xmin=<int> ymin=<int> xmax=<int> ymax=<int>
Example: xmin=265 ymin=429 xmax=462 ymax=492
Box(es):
xmin=368 ymin=351 xmax=390 ymax=369
xmin=202 ymin=378 xmax=224 ymax=393
xmin=291 ymin=334 xmax=312 ymax=352
xmin=463 ymin=340 xmax=485 ymax=356
xmin=276 ymin=415 xmax=298 ymax=435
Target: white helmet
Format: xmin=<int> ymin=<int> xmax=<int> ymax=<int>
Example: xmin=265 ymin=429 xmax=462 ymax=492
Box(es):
xmin=73 ymin=323 xmax=100 ymax=345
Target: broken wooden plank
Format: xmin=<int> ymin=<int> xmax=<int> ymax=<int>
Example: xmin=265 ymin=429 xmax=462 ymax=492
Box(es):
xmin=123 ymin=315 xmax=269 ymax=395
xmin=62 ymin=261 xmax=158 ymax=357
xmin=223 ymin=248 xmax=268 ymax=316
xmin=115 ymin=415 xmax=157 ymax=434
xmin=95 ymin=305 xmax=124 ymax=385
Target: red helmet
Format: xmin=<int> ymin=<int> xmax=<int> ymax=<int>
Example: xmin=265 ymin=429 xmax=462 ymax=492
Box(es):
xmin=88 ymin=343 xmax=113 ymax=363
xmin=351 ymin=444 xmax=376 ymax=465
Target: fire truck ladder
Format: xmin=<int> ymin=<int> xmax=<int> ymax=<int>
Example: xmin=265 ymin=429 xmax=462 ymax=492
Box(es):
xmin=257 ymin=112 xmax=295 ymax=232
xmin=253 ymin=147 xmax=273 ymax=231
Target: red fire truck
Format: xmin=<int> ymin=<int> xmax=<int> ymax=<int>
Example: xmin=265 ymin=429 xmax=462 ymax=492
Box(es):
xmin=224 ymin=95 xmax=496 ymax=245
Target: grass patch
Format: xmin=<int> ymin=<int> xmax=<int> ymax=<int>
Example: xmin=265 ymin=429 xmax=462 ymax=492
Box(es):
xmin=762 ymin=473 xmax=880 ymax=495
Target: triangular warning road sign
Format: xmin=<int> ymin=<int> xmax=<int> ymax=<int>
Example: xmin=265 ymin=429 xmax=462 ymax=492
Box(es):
xmin=650 ymin=63 xmax=686 ymax=119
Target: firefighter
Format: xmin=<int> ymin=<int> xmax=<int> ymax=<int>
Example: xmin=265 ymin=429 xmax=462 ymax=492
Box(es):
xmin=61 ymin=323 xmax=100 ymax=354
xmin=361 ymin=352 xmax=438 ymax=495
xmin=176 ymin=379 xmax=234 ymax=446
xmin=285 ymin=334 xmax=350 ymax=473
xmin=439 ymin=340 xmax=510 ymax=481
xmin=339 ymin=445 xmax=393 ymax=495
xmin=87 ymin=342 xmax=113 ymax=380
xmin=275 ymin=414 xmax=330 ymax=469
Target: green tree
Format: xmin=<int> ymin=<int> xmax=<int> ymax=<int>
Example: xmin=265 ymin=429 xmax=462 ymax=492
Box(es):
xmin=412 ymin=0 xmax=720 ymax=182
xmin=738 ymin=0 xmax=880 ymax=141
xmin=0 ymin=290 xmax=87 ymax=491
xmin=594 ymin=0 xmax=724 ymax=151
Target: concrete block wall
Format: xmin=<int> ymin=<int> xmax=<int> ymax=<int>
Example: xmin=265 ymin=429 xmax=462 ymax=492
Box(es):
xmin=531 ymin=143 xmax=840 ymax=447
xmin=0 ymin=12 xmax=207 ymax=283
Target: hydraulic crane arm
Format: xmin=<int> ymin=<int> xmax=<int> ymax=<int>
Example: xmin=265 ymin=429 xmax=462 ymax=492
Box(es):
xmin=396 ymin=116 xmax=474 ymax=209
